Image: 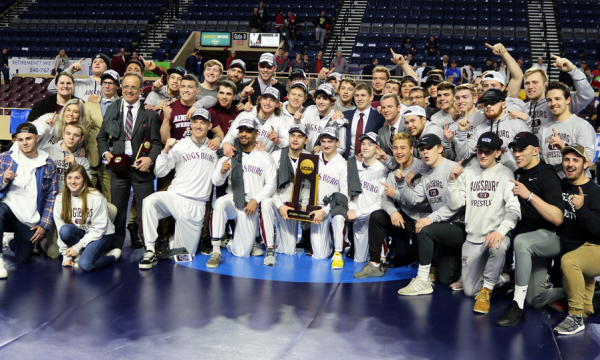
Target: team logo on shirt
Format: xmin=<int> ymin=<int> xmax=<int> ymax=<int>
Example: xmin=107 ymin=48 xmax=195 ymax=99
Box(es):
xmin=426 ymin=180 xmax=443 ymax=204
xmin=299 ymin=159 xmax=314 ymax=174
xmin=470 ymin=180 xmax=499 ymax=207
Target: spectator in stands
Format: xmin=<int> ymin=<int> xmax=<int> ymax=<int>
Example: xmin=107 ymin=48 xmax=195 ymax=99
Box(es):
xmin=280 ymin=19 xmax=293 ymax=52
xmin=303 ymin=54 xmax=311 ymax=72
xmin=250 ymin=8 xmax=260 ymax=32
xmin=28 ymin=72 xmax=77 ymax=122
xmin=226 ymin=51 xmax=236 ymax=70
xmin=445 ymin=61 xmax=462 ymax=85
xmin=0 ymin=47 xmax=9 ymax=85
xmin=427 ymin=36 xmax=440 ymax=58
xmin=492 ymin=60 xmax=499 ymax=71
xmin=498 ymin=60 xmax=510 ymax=83
xmin=289 ymin=53 xmax=306 ymax=72
xmin=189 ymin=51 xmax=201 ymax=75
xmin=333 ymin=78 xmax=356 ymax=112
xmin=402 ymin=37 xmax=416 ymax=56
xmin=276 ymin=48 xmax=289 ymax=75
xmin=48 ymin=53 xmax=110 ymax=103
xmin=363 ymin=58 xmax=378 ymax=76
xmin=245 ymin=53 xmax=287 ymax=103
xmin=483 ymin=58 xmax=495 ymax=72
xmin=591 ymin=62 xmax=600 ymax=89
xmin=310 ymin=51 xmax=328 ymax=74
xmin=275 ymin=9 xmax=284 ymax=31
xmin=199 ymin=59 xmax=223 ymax=99
xmin=330 ymin=51 xmax=348 ymax=74
xmin=583 ymin=66 xmax=593 ymax=86
xmin=169 ymin=0 xmax=179 ymax=19
xmin=258 ymin=2 xmax=268 ymax=32
xmin=287 ymin=11 xmax=298 ymax=42
xmin=111 ymin=49 xmax=127 ymax=77
xmin=461 ymin=61 xmax=476 ymax=84
xmin=130 ymin=52 xmax=140 ymax=62
xmin=532 ymin=57 xmax=547 ymax=73
xmin=437 ymin=55 xmax=450 ymax=72
xmin=578 ymin=60 xmax=586 ymax=73
xmin=53 ymin=50 xmax=69 ymax=75
xmin=313 ymin=9 xmax=331 ymax=49
xmin=415 ymin=62 xmax=428 ymax=83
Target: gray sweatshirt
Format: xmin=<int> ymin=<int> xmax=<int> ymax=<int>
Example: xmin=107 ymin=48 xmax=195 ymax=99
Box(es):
xmin=442 ymin=110 xmax=487 ymax=168
xmin=47 ymin=68 xmax=100 ymax=102
xmin=382 ymin=156 xmax=432 ymax=222
xmin=430 ymin=110 xmax=454 ymax=128
xmin=412 ymin=121 xmax=444 ymax=159
xmin=397 ymin=158 xmax=463 ymax=223
xmin=447 ymin=162 xmax=521 ymax=244
xmin=455 ymin=113 xmax=530 ymax=172
xmin=524 ymin=67 xmax=595 ymax=134
xmin=332 ymin=96 xmax=356 ymax=112
xmin=537 ymin=114 xmax=597 ymax=178
xmin=145 ymin=86 xmax=218 ymax=109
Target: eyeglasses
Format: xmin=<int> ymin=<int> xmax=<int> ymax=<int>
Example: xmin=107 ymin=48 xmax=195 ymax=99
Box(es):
xmin=122 ymin=86 xmax=141 ymax=91
xmin=102 ymin=81 xmax=116 ymax=86
xmin=409 ymin=96 xmax=424 ymax=101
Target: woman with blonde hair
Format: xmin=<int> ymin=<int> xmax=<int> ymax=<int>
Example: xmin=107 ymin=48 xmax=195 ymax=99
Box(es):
xmin=53 ymin=49 xmax=69 ymax=75
xmin=54 ymin=164 xmax=120 ymax=270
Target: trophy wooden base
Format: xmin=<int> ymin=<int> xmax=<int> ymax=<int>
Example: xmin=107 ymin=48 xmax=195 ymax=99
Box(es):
xmin=285 ymin=203 xmax=321 ymax=222
xmin=107 ymin=155 xmax=132 ymax=173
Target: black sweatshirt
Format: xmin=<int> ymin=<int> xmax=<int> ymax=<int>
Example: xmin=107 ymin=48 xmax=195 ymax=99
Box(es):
xmin=514 ymin=161 xmax=565 ymax=236
xmin=558 ymin=178 xmax=600 ymax=254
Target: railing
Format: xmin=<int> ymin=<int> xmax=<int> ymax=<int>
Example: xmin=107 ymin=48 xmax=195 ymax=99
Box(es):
xmin=134 ymin=2 xmax=172 ymax=55
xmin=327 ymin=0 xmax=355 ymax=58
xmin=541 ymin=0 xmax=552 ymax=79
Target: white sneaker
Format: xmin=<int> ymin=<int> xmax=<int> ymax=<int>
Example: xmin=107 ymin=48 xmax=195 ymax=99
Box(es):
xmin=74 ymin=255 xmax=81 ymax=270
xmin=107 ymin=249 xmax=122 ymax=262
xmin=0 ymin=258 xmax=7 ymax=279
xmin=2 ymin=233 xmax=13 ymax=250
xmin=251 ymin=242 xmax=264 ymax=256
xmin=398 ymin=277 xmax=434 ymax=296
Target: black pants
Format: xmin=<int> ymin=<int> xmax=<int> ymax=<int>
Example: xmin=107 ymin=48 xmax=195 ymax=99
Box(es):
xmin=417 ymin=222 xmax=466 ymax=286
xmin=111 ymin=172 xmax=154 ymax=249
xmin=0 ymin=203 xmax=35 ymax=263
xmin=368 ymin=210 xmax=414 ymax=263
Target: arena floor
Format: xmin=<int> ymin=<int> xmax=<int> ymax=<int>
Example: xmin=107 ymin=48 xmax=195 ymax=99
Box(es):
xmin=0 ymin=234 xmax=598 ymax=360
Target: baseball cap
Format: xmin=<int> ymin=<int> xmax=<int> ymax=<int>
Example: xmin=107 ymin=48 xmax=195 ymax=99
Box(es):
xmin=325 ymin=71 xmax=341 ymax=82
xmin=508 ymin=132 xmax=539 ymax=149
xmin=101 ymin=70 xmax=120 ymax=86
xmin=318 ymin=127 xmax=339 ymax=141
xmin=401 ymin=75 xmax=418 ymax=86
xmin=451 ymin=60 xmax=457 ymax=64
xmin=314 ymin=83 xmax=335 ymax=98
xmin=482 ymin=71 xmax=506 ymax=86
xmin=288 ymin=124 xmax=308 ymax=137
xmin=167 ymin=66 xmax=186 ymax=77
xmin=262 ymin=86 xmax=280 ymax=100
xmin=289 ymin=69 xmax=307 ymax=80
xmin=16 ymin=122 xmax=38 ymax=135
xmin=358 ymin=132 xmax=378 ymax=145
xmin=403 ymin=105 xmax=427 ymax=118
xmin=259 ymin=53 xmax=276 ymax=66
xmin=425 ymin=74 xmax=443 ymax=84
xmin=561 ymin=144 xmax=590 ymax=162
xmin=477 ymin=88 xmax=505 ymax=105
xmin=229 ymin=59 xmax=246 ymax=73
xmin=191 ymin=108 xmax=211 ymax=122
xmin=477 ymin=132 xmax=502 ymax=151
xmin=417 ymin=134 xmax=442 ymax=148
xmin=289 ymin=82 xmax=308 ymax=94
xmin=237 ymin=118 xmax=259 ymax=130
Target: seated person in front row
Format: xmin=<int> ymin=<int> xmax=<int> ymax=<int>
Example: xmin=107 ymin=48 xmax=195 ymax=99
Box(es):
xmin=209 ymin=118 xmax=277 ymax=268
xmin=55 ymin=165 xmax=120 ymax=271
xmin=0 ymin=123 xmax=57 ymax=279
xmin=139 ymin=109 xmax=219 ymax=269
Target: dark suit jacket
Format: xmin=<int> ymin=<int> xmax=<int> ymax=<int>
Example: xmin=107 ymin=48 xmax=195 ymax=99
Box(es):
xmin=249 ymin=76 xmax=288 ymax=104
xmin=377 ymin=119 xmax=406 ymax=157
xmin=97 ymin=98 xmax=163 ymax=180
xmin=343 ymin=107 xmax=385 ymax=159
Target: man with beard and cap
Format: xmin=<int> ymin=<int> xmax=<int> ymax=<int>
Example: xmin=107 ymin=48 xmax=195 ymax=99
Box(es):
xmin=455 ymin=88 xmax=530 ymax=172
xmin=243 ymin=53 xmax=287 ymax=104
xmin=48 ymin=53 xmax=110 ymax=102
xmin=403 ymin=105 xmax=444 ymax=159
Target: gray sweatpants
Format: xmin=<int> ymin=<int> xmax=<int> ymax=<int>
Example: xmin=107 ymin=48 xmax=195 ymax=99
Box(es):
xmin=462 ymin=235 xmax=510 ymax=297
xmin=514 ymin=228 xmax=564 ymax=308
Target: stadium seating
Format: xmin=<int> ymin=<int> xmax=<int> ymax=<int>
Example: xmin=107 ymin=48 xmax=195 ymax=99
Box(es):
xmin=0 ymin=77 xmax=53 ymax=109
xmin=557 ymin=0 xmax=600 ymax=66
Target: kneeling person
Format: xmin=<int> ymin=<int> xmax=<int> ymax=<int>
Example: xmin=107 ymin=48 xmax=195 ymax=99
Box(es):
xmin=140 ymin=109 xmax=219 ymax=269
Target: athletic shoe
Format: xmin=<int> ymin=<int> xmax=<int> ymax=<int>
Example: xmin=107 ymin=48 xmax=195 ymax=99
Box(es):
xmin=156 ymin=239 xmax=170 ymax=258
xmin=107 ymin=249 xmax=122 ymax=262
xmin=74 ymin=255 xmax=81 ymax=269
xmin=0 ymin=258 xmax=7 ymax=279
xmin=331 ymin=252 xmax=344 ymax=269
xmin=548 ymin=298 xmax=568 ymax=313
xmin=398 ymin=277 xmax=434 ymax=296
xmin=128 ymin=223 xmax=143 ymax=248
xmin=251 ymin=242 xmax=264 ymax=256
xmin=199 ymin=242 xmax=212 ymax=256
xmin=2 ymin=233 xmax=13 ymax=250
xmin=449 ymin=278 xmax=463 ymax=291
xmin=496 ymin=301 xmax=527 ymax=327
xmin=353 ymin=262 xmax=386 ymax=278
xmin=473 ymin=287 xmax=493 ymax=314
xmin=345 ymin=247 xmax=354 ymax=258
xmin=263 ymin=248 xmax=276 ymax=266
xmin=429 ymin=266 xmax=438 ymax=282
xmin=221 ymin=238 xmax=230 ymax=248
xmin=206 ymin=252 xmax=222 ymax=268
xmin=554 ymin=314 xmax=585 ymax=335
xmin=305 ymin=248 xmax=313 ymax=256
xmin=139 ymin=250 xmax=158 ymax=269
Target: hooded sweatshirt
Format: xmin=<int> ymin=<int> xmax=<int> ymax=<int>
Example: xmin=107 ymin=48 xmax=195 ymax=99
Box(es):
xmin=443 ymin=109 xmax=487 ymax=168
xmin=447 ymin=162 xmax=521 ymax=244
xmin=412 ymin=121 xmax=444 ymax=159
xmin=223 ymin=110 xmax=290 ymax=153
xmin=382 ymin=156 xmax=432 ymax=222
xmin=558 ymin=178 xmax=600 ymax=253
xmin=145 ymin=86 xmax=218 ymax=109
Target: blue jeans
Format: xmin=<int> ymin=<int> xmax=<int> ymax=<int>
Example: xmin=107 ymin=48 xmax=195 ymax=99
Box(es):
xmin=0 ymin=203 xmax=35 ymax=263
xmin=59 ymin=224 xmax=115 ymax=271
xmin=0 ymin=66 xmax=9 ymax=84
xmin=288 ymin=39 xmax=294 ymax=52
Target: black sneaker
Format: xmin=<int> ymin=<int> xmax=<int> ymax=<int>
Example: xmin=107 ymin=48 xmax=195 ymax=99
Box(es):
xmin=128 ymin=223 xmax=143 ymax=248
xmin=200 ymin=242 xmax=212 ymax=255
xmin=139 ymin=250 xmax=157 ymax=269
xmin=155 ymin=239 xmax=169 ymax=258
xmin=495 ymin=301 xmax=527 ymax=327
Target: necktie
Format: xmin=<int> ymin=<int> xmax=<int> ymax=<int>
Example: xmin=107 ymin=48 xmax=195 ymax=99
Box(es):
xmin=355 ymin=112 xmax=364 ymax=156
xmin=390 ymin=126 xmax=396 ymax=143
xmin=126 ymin=105 xmax=133 ymax=141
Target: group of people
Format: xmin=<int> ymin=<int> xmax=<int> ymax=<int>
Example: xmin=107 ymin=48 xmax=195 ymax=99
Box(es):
xmin=0 ymin=41 xmax=599 ymax=338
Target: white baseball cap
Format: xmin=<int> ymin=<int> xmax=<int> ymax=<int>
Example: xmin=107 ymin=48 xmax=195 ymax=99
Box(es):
xmin=403 ymin=105 xmax=427 ymax=118
xmin=482 ymin=71 xmax=506 ymax=86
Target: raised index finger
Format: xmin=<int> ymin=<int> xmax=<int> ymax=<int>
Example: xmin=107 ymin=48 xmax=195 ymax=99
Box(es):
xmin=78 ymin=58 xmax=85 ymax=63
xmin=550 ymin=54 xmax=560 ymax=59
xmin=579 ymin=186 xmax=584 ymax=196
xmin=484 ymin=43 xmax=494 ymax=50
xmin=457 ymin=159 xmax=464 ymax=166
xmin=249 ymin=79 xmax=255 ymax=87
xmin=390 ymin=48 xmax=396 ymax=56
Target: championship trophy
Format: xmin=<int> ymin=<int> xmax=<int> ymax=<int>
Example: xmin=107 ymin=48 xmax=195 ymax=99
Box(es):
xmin=285 ymin=153 xmax=321 ymax=222
xmin=107 ymin=138 xmax=152 ymax=173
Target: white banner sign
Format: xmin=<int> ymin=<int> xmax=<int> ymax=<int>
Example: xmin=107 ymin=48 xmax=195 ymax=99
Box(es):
xmin=249 ymin=33 xmax=281 ymax=48
xmin=8 ymin=58 xmax=92 ymax=77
